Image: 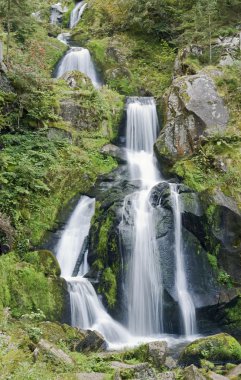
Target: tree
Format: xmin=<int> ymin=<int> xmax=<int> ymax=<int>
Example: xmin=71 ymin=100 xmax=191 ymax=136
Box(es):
xmin=0 ymin=0 xmax=37 ymax=64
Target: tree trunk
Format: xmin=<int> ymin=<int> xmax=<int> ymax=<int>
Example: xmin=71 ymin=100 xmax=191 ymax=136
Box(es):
xmin=6 ymin=0 xmax=11 ymax=65
xmin=209 ymin=13 xmax=212 ymax=64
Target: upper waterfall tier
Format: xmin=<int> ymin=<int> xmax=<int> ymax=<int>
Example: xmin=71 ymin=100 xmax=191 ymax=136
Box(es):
xmin=70 ymin=1 xmax=87 ymax=28
xmin=55 ymin=47 xmax=101 ymax=89
xmin=126 ymin=97 xmax=159 ymax=153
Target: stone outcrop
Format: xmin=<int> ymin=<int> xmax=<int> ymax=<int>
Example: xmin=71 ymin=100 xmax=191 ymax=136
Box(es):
xmin=155 ymin=73 xmax=229 ymax=165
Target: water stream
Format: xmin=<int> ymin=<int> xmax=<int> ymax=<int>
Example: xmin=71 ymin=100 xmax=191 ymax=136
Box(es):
xmin=170 ymin=184 xmax=197 ymax=336
xmin=55 ymin=196 xmax=131 ymax=346
xmin=124 ymin=98 xmax=163 ymax=336
xmin=55 ymin=47 xmax=101 ymax=88
xmin=70 ymin=1 xmax=87 ymax=29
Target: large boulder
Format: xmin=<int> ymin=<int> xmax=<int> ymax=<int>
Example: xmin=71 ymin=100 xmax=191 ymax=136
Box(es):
xmin=38 ymin=338 xmax=74 ymax=365
xmin=155 ymin=73 xmax=229 ymax=166
xmin=179 ymin=333 xmax=241 ymax=366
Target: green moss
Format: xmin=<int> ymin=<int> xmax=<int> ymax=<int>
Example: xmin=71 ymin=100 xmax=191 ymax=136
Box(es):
xmin=97 ymin=215 xmax=113 ymax=259
xmin=99 ymin=267 xmax=117 ymax=309
xmin=0 ymin=252 xmax=65 ymax=320
xmin=207 ymin=253 xmax=218 ymax=271
xmin=24 ymin=250 xmax=61 ymax=277
xmin=179 ymin=333 xmax=241 ymax=366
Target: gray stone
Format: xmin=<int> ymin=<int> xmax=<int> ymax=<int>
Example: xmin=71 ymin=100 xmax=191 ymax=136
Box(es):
xmin=219 ymin=54 xmax=234 ymax=67
xmin=228 ymin=363 xmax=241 ymax=378
xmin=75 ymin=373 xmax=106 ymax=380
xmin=164 ymin=356 xmax=177 ymax=370
xmin=75 ymin=330 xmax=107 ymax=353
xmin=183 ymin=365 xmax=206 ymax=380
xmin=100 ymin=144 xmax=127 ymax=162
xmin=38 ymin=339 xmax=74 ymax=365
xmin=111 ymin=361 xmax=156 ymax=379
xmin=208 ymin=372 xmax=229 ymax=380
xmin=148 ymin=340 xmax=168 ymax=367
xmin=157 ymin=372 xmax=176 ymax=380
xmin=155 ymin=74 xmax=229 ymax=161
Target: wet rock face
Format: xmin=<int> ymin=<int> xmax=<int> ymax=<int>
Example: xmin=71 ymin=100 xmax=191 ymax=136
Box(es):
xmin=201 ymin=190 xmax=241 ymax=284
xmin=155 ymin=74 xmax=229 ymax=163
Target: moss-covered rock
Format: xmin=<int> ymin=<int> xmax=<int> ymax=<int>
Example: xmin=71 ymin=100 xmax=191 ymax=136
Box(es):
xmin=25 ymin=250 xmax=61 ymax=277
xmin=0 ymin=252 xmax=66 ymax=320
xmin=179 ymin=333 xmax=241 ymax=366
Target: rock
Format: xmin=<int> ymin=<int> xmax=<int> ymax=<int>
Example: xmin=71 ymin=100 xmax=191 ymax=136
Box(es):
xmin=61 ymin=71 xmax=92 ymax=89
xmin=183 ymin=365 xmax=206 ymax=380
xmin=40 ymin=321 xmax=86 ymax=349
xmin=216 ymin=36 xmax=240 ymax=52
xmin=100 ymin=144 xmax=127 ymax=163
xmin=75 ymin=374 xmax=106 ymax=380
xmin=179 ymin=333 xmax=241 ymax=366
xmin=157 ymin=372 xmax=176 ymax=380
xmin=50 ymin=2 xmax=68 ymax=25
xmin=219 ymin=55 xmax=234 ymax=67
xmin=47 ymin=127 xmax=72 ymax=142
xmin=208 ymin=372 xmax=229 ymax=380
xmin=155 ymin=73 xmax=229 ymax=164
xmin=164 ymin=356 xmax=177 ymax=369
xmin=75 ymin=330 xmax=107 ymax=353
xmin=111 ymin=361 xmax=156 ymax=379
xmin=148 ymin=340 xmax=168 ymax=367
xmin=228 ymin=363 xmax=241 ymax=378
xmin=201 ymin=189 xmax=241 ymax=283
xmin=38 ymin=339 xmax=74 ymax=365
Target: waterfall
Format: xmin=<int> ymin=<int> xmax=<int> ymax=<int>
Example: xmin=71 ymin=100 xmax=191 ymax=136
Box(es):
xmin=55 ymin=47 xmax=101 ymax=88
xmin=67 ymin=277 xmax=130 ymax=343
xmin=57 ymin=33 xmax=70 ymax=45
xmin=55 ymin=196 xmax=131 ymax=345
xmin=170 ymin=184 xmax=196 ymax=336
xmin=123 ymin=97 xmax=163 ymax=336
xmin=70 ymin=1 xmax=87 ymax=28
xmin=56 ymin=196 xmax=95 ymax=278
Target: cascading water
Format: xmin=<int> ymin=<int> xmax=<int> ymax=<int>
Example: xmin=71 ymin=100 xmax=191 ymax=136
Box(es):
xmin=55 ymin=47 xmax=101 ymax=89
xmin=123 ymin=98 xmax=164 ymax=336
xmin=56 ymin=196 xmax=95 ymax=277
xmin=70 ymin=1 xmax=87 ymax=28
xmin=170 ymin=184 xmax=196 ymax=336
xmin=55 ymin=196 xmax=131 ymax=345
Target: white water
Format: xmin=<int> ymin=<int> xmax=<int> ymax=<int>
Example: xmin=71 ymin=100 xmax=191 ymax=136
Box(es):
xmin=57 ymin=33 xmax=70 ymax=45
xmin=56 ymin=47 xmax=101 ymax=88
xmin=56 ymin=196 xmax=95 ymax=277
xmin=70 ymin=1 xmax=87 ymax=28
xmin=67 ymin=277 xmax=131 ymax=344
xmin=55 ymin=196 xmax=131 ymax=345
xmin=124 ymin=98 xmax=163 ymax=335
xmin=170 ymin=184 xmax=196 ymax=336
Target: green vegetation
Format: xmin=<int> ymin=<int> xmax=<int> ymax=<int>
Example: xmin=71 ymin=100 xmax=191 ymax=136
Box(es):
xmin=99 ymin=267 xmax=117 ymax=309
xmin=0 ymin=252 xmax=65 ymax=319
